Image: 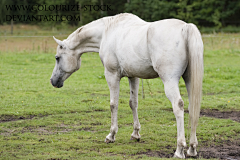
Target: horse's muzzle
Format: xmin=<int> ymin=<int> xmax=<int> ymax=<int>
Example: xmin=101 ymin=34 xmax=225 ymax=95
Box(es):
xmin=50 ymin=78 xmax=63 ymax=88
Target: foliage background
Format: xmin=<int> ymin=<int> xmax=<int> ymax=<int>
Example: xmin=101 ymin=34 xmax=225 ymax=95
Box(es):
xmin=0 ymin=0 xmax=240 ymax=31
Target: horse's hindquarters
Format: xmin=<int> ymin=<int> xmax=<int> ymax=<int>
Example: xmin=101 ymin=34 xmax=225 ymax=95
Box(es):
xmin=148 ymin=20 xmax=188 ymax=82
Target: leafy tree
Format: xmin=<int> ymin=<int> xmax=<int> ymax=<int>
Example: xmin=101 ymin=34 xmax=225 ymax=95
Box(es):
xmin=0 ymin=0 xmax=240 ymax=29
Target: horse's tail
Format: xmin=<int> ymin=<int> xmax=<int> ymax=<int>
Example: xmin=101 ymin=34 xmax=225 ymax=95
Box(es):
xmin=184 ymin=23 xmax=204 ymax=133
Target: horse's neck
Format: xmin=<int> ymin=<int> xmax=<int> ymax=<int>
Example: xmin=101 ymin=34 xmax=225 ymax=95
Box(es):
xmin=79 ymin=19 xmax=105 ymax=54
xmin=77 ymin=14 xmax=133 ymax=54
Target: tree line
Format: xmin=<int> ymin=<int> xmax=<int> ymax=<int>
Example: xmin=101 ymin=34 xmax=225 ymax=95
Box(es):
xmin=0 ymin=0 xmax=240 ymax=29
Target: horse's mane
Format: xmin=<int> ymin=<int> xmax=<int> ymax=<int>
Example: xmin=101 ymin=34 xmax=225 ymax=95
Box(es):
xmin=102 ymin=13 xmax=144 ymax=32
xmin=64 ymin=14 xmax=130 ymax=42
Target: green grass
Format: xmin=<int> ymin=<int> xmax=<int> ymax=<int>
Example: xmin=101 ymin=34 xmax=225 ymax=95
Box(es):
xmin=0 ymin=35 xmax=240 ymax=159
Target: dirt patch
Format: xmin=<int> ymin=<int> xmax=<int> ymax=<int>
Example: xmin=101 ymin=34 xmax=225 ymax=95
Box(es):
xmin=134 ymin=140 xmax=240 ymax=159
xmin=134 ymin=147 xmax=174 ymax=158
xmin=198 ymin=139 xmax=240 ymax=159
xmin=35 ymin=127 xmax=54 ymax=134
xmin=135 ymin=151 xmax=173 ymax=159
xmin=200 ymin=109 xmax=240 ymax=122
xmin=0 ymin=113 xmax=52 ymax=123
xmin=180 ymin=109 xmax=240 ymax=122
xmin=0 ymin=115 xmax=36 ymax=123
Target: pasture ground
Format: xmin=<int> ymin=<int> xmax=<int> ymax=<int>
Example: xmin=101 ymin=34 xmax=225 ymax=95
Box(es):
xmin=0 ymin=25 xmax=240 ymax=159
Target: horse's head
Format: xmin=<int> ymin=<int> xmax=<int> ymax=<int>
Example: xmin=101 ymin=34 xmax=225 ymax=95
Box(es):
xmin=50 ymin=36 xmax=81 ymax=88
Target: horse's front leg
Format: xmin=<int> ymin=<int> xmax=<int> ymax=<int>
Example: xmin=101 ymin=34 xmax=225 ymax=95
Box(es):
xmin=104 ymin=69 xmax=120 ymax=143
xmin=128 ymin=77 xmax=141 ymax=141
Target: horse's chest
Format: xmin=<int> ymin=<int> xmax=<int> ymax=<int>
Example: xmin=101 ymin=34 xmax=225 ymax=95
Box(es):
xmin=100 ymin=52 xmax=119 ymax=73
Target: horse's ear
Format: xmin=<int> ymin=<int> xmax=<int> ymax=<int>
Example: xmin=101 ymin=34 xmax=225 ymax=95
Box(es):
xmin=53 ymin=36 xmax=66 ymax=48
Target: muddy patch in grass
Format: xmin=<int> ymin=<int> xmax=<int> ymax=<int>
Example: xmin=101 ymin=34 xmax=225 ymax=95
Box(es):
xmin=179 ymin=109 xmax=240 ymax=122
xmin=200 ymin=109 xmax=240 ymax=122
xmin=134 ymin=140 xmax=240 ymax=159
xmin=0 ymin=115 xmax=37 ymax=123
xmin=134 ymin=147 xmax=174 ymax=158
xmin=198 ymin=139 xmax=240 ymax=159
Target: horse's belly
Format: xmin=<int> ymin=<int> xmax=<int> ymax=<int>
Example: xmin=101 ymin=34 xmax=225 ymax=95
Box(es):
xmin=120 ymin=63 xmax=159 ymax=79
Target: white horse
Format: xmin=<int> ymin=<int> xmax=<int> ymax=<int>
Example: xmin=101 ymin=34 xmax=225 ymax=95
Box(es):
xmin=50 ymin=13 xmax=203 ymax=158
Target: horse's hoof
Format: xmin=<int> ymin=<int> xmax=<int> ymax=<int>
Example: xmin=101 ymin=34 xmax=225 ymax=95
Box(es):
xmin=130 ymin=136 xmax=140 ymax=142
xmin=173 ymin=152 xmax=185 ymax=159
xmin=105 ymin=138 xmax=114 ymax=144
xmin=187 ymin=151 xmax=197 ymax=157
xmin=187 ymin=145 xmax=197 ymax=157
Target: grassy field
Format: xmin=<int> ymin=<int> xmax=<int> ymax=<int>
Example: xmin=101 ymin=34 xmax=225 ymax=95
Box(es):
xmin=0 ymin=29 xmax=240 ymax=159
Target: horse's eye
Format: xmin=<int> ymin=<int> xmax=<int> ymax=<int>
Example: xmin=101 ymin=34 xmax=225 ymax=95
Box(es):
xmin=55 ymin=56 xmax=60 ymax=61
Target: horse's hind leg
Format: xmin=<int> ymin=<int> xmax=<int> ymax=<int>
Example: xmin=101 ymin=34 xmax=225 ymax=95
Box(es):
xmin=163 ymin=80 xmax=187 ymax=158
xmin=104 ymin=69 xmax=120 ymax=143
xmin=128 ymin=77 xmax=141 ymax=141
